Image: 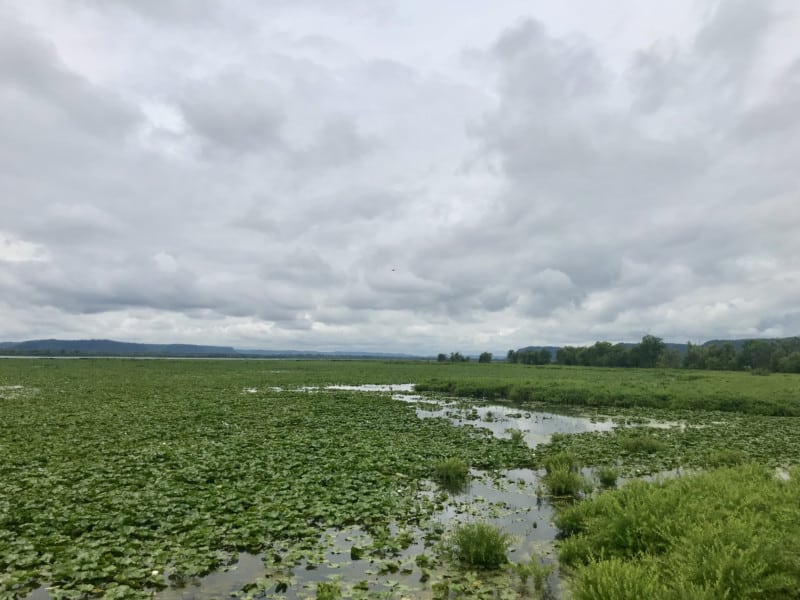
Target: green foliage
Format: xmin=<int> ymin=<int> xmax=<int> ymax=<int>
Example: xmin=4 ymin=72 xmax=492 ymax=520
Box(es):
xmin=316 ymin=580 xmax=342 ymax=599
xmin=557 ymin=465 xmax=800 ymax=598
xmin=478 ymin=352 xmax=493 ymax=363
xmin=0 ymin=359 xmax=535 ymax=598
xmin=542 ymin=451 xmax=578 ymax=474
xmin=507 ymin=428 xmax=525 ymax=445
xmin=540 ymin=451 xmax=587 ymax=497
xmin=511 ymin=554 xmax=554 ymax=592
xmin=416 ymin=365 xmax=800 ymax=416
xmin=620 ymin=434 xmax=667 ymax=454
xmin=596 ymin=467 xmax=618 ymax=488
xmin=447 ymin=522 xmax=511 ymax=569
xmin=571 ymin=558 xmax=665 ymax=600
xmin=508 ymin=348 xmax=552 ymax=365
xmin=705 ymin=448 xmax=746 ymax=467
xmin=433 ymin=457 xmax=470 ymax=492
xmin=542 ymin=466 xmax=589 ymax=498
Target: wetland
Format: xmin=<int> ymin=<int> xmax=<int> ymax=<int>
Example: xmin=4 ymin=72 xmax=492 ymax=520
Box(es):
xmin=2 ymin=359 xmax=799 ymax=598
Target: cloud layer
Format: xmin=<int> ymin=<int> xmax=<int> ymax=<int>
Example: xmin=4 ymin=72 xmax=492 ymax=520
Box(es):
xmin=2 ymin=0 xmax=799 ymax=353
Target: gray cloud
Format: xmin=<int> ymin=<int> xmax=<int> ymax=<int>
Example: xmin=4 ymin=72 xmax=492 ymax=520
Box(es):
xmin=1 ymin=0 xmax=799 ymax=353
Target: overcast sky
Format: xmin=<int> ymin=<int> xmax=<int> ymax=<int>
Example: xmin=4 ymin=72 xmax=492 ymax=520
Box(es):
xmin=1 ymin=1 xmax=799 ymax=354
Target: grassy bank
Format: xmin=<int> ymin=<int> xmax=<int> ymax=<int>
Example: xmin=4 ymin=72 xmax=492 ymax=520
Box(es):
xmin=415 ymin=365 xmax=800 ymax=416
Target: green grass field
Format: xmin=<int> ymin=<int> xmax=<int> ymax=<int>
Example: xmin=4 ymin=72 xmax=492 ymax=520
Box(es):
xmin=2 ymin=359 xmax=799 ymax=599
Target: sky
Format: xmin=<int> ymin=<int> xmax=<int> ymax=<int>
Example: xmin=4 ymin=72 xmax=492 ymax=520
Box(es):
xmin=1 ymin=0 xmax=799 ymax=354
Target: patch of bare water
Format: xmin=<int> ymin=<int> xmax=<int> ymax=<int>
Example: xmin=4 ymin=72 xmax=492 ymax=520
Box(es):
xmin=406 ymin=398 xmax=616 ymax=447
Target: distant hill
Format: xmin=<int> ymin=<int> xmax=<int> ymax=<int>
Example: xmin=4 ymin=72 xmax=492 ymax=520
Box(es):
xmin=0 ymin=339 xmax=238 ymax=356
xmin=516 ymin=346 xmax=560 ymax=359
xmin=700 ymin=338 xmax=791 ymax=351
xmin=0 ymin=338 xmax=425 ymax=359
xmin=238 ymin=348 xmax=421 ymax=359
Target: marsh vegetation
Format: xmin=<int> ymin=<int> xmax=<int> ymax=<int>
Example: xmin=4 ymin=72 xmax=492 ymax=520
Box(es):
xmin=1 ymin=358 xmax=798 ymax=598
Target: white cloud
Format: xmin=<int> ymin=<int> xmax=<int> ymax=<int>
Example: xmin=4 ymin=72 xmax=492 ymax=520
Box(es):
xmin=0 ymin=233 xmax=51 ymax=263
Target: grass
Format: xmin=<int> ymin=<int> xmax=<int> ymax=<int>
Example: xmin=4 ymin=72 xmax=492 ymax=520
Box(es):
xmin=433 ymin=457 xmax=470 ymax=492
xmin=596 ymin=467 xmax=618 ymax=488
xmin=537 ymin=403 xmax=800 ymax=476
xmin=447 ymin=522 xmax=511 ymax=569
xmin=511 ymin=554 xmax=555 ymax=593
xmin=705 ymin=448 xmax=746 ymax=467
xmin=556 ymin=464 xmax=800 ymax=598
xmin=539 ymin=450 xmax=589 ymax=498
xmin=415 ymin=364 xmax=800 ymax=416
xmin=4 ymin=358 xmax=800 ymax=598
xmin=542 ymin=466 xmax=588 ymax=498
xmin=315 ymin=581 xmax=342 ymax=599
xmin=507 ymin=428 xmax=525 ymax=444
xmin=542 ymin=451 xmax=579 ymax=474
xmin=620 ymin=434 xmax=667 ymax=454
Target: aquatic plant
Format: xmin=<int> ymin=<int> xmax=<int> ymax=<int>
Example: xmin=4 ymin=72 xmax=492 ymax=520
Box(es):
xmin=315 ymin=580 xmax=342 ymax=599
xmin=596 ymin=466 xmax=618 ymax=488
xmin=447 ymin=522 xmax=511 ymax=569
xmin=433 ymin=457 xmax=470 ymax=491
xmin=705 ymin=448 xmax=746 ymax=467
xmin=0 ymin=359 xmax=535 ymax=597
xmin=542 ymin=451 xmax=579 ymax=474
xmin=620 ymin=434 xmax=667 ymax=454
xmin=542 ymin=465 xmax=588 ymax=498
xmin=511 ymin=554 xmax=555 ymax=593
xmin=557 ymin=464 xmax=800 ymax=598
xmin=507 ymin=428 xmax=525 ymax=444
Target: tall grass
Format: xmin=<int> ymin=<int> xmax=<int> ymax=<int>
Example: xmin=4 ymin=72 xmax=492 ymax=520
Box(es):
xmin=541 ymin=451 xmax=589 ymax=498
xmin=620 ymin=434 xmax=667 ymax=454
xmin=595 ymin=467 xmax=618 ymax=488
xmin=556 ymin=464 xmax=800 ymax=598
xmin=433 ymin=457 xmax=470 ymax=492
xmin=447 ymin=522 xmax=511 ymax=569
xmin=415 ymin=368 xmax=800 ymax=416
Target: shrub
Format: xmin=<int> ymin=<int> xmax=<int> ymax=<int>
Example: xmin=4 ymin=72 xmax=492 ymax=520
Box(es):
xmin=448 ymin=522 xmax=511 ymax=569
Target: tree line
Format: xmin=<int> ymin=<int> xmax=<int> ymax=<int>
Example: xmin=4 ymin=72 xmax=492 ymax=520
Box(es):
xmin=548 ymin=336 xmax=800 ymax=373
xmin=441 ymin=335 xmax=800 ymax=373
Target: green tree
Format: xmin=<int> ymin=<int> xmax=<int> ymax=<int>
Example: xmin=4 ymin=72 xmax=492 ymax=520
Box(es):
xmin=706 ymin=342 xmax=737 ymax=370
xmin=478 ymin=352 xmax=493 ymax=363
xmin=684 ymin=342 xmax=708 ymax=369
xmin=538 ymin=348 xmax=552 ymax=364
xmin=631 ymin=335 xmax=666 ymax=368
xmin=557 ymin=346 xmax=580 ymax=365
xmin=436 ymin=353 xmax=447 ymax=362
